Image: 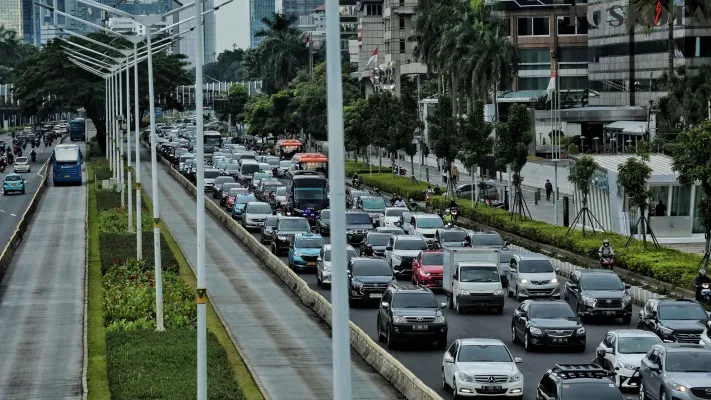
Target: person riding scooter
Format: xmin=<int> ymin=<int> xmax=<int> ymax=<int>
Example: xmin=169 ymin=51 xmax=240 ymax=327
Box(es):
xmin=462 ymin=235 xmax=472 ymax=247
xmin=598 ymin=239 xmax=615 ymax=269
xmin=694 ymin=269 xmax=711 ymax=302
xmin=352 ymin=173 xmax=361 ymax=188
xmin=30 ymin=149 xmax=37 ymax=163
xmin=443 ymin=209 xmax=454 ymax=226
xmin=362 ymin=243 xmax=375 ymax=257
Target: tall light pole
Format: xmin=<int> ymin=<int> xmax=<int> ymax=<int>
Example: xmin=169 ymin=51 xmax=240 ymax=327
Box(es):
xmin=325 ymin=0 xmax=352 ymax=397
xmin=117 ymin=57 xmax=125 ymax=208
xmin=121 ymin=47 xmax=135 ymax=232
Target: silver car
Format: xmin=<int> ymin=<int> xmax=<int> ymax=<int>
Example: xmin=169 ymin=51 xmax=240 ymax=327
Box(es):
xmin=639 ymin=343 xmax=711 ymax=400
xmin=317 ymin=244 xmax=357 ymax=289
xmin=242 ymin=201 xmax=273 ymax=230
xmin=508 ymin=253 xmax=560 ymax=300
xmin=14 ymin=157 xmax=31 ymax=173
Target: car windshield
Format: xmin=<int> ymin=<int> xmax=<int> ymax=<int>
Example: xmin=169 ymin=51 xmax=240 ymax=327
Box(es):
xmin=241 ymin=164 xmax=259 ymax=174
xmin=380 ymin=228 xmax=404 ymax=235
xmin=228 ymin=189 xmax=246 ymax=196
xmin=225 ymin=164 xmax=240 ymax=172
xmin=215 ymin=177 xmax=234 ymax=185
xmin=423 ymin=252 xmax=444 ymax=265
xmin=278 ymin=219 xmax=310 ymax=232
xmin=16 ymin=157 xmax=27 ymax=163
xmin=280 ymin=161 xmax=292 ymax=168
xmin=417 ymin=217 xmax=444 ymax=229
xmin=253 ymin=173 xmax=268 ymax=180
xmin=665 ymin=351 xmax=711 ymax=372
xmin=353 ymin=261 xmax=392 ymax=276
xmin=320 ymin=210 xmax=331 ymax=220
xmin=5 ymin=175 xmax=21 ymax=182
xmin=459 ymin=266 xmax=500 ymax=283
xmin=262 ymin=185 xmax=281 ymax=193
xmin=246 ymin=203 xmax=272 ymax=214
xmin=617 ymin=336 xmax=661 ymax=354
xmin=471 ymin=234 xmax=504 ymax=246
xmin=394 ymin=239 xmax=428 ymax=250
xmin=367 ymin=234 xmax=391 ymax=246
xmin=457 ymin=345 xmax=512 ymax=363
xmin=294 ymin=188 xmax=326 ymax=200
xmin=264 ymin=217 xmax=278 ymax=227
xmin=204 ymin=170 xmax=221 ymax=179
xmin=351 ymin=191 xmax=368 ymax=199
xmin=581 ymin=275 xmax=624 ymax=290
xmin=560 ymin=383 xmax=624 ymax=400
xmin=236 ymin=195 xmax=257 ymax=204
xmin=276 ymin=187 xmax=287 ymax=195
xmin=529 ymin=303 xmax=576 ymax=319
xmin=324 ymin=248 xmax=357 ymax=261
xmin=346 ymin=213 xmax=372 ymax=225
xmin=391 ymin=293 xmax=439 ymax=308
xmin=658 ymin=303 xmax=709 ymax=320
xmin=440 ymin=230 xmax=467 ymax=242
xmin=294 ymin=237 xmax=325 ymax=248
xmin=385 ymin=208 xmax=407 ymax=217
xmin=361 ymin=198 xmax=386 ymax=210
xmin=519 ymin=260 xmax=554 ymax=274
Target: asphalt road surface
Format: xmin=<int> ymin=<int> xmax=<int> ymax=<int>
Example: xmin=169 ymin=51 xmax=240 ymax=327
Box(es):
xmin=201 ymin=177 xmax=642 ymax=400
xmin=0 ymin=158 xmax=86 ymax=399
xmin=140 ymin=147 xmax=402 ymax=400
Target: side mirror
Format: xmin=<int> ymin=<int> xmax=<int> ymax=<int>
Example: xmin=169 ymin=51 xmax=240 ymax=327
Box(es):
xmin=385 ymin=246 xmax=393 ymax=251
xmin=515 ymin=310 xmax=527 ymax=318
xmin=514 ymin=357 xmax=522 ymax=363
xmin=394 ymin=221 xmax=401 ymax=226
xmin=444 ymin=354 xmax=454 ymax=363
xmin=625 ymin=284 xmax=631 ymax=289
xmin=380 ymin=302 xmax=390 ymax=308
xmin=440 ymin=302 xmax=448 ymax=309
xmin=452 ymin=273 xmax=458 ymax=280
xmin=317 ymin=257 xmax=322 ymax=262
xmin=649 ymin=363 xmax=661 ymax=373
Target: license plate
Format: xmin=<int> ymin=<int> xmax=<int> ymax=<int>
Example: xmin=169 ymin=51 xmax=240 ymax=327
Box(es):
xmin=413 ymin=325 xmax=428 ymax=331
xmin=553 ymin=338 xmax=568 ymax=343
xmin=307 ymin=262 xmax=316 ymax=266
xmin=369 ymin=293 xmax=382 ymax=299
xmin=64 ymin=175 xmax=70 ymax=178
xmin=481 ymin=386 xmax=501 ymax=392
xmin=604 ymin=311 xmax=615 ymax=316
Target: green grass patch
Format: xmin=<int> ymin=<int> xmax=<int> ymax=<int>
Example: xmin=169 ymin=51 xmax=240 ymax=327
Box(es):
xmin=106 ymin=329 xmax=244 ymax=400
xmin=98 ymin=208 xmax=152 ymax=233
xmin=360 ymin=173 xmax=431 ymax=200
xmin=95 ymin=189 xmax=123 ymax=211
xmin=98 ymin=232 xmax=178 ymax=275
xmin=345 ymin=159 xmax=388 ymax=176
xmin=90 ymin=159 xmax=112 ymax=181
xmin=87 ymin=169 xmax=111 ymax=400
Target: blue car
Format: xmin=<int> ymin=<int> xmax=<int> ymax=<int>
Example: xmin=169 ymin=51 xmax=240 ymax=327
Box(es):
xmin=3 ymin=173 xmax=25 ymax=195
xmin=231 ymin=193 xmax=257 ymax=220
xmin=288 ymin=233 xmax=325 ymax=271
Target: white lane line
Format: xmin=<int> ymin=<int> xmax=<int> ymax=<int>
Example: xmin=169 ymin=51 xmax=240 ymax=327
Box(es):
xmin=10 ymin=213 xmax=16 ymax=217
xmin=0 ymin=210 xmax=5 ymax=212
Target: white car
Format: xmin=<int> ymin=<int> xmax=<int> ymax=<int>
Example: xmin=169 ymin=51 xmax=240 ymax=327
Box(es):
xmin=317 ymin=244 xmax=357 ymax=289
xmin=442 ymin=338 xmax=523 ymax=399
xmin=13 ymin=157 xmax=31 ymax=173
xmin=384 ymin=235 xmax=428 ymax=277
xmin=594 ymin=329 xmax=662 ymax=389
xmin=407 ymin=213 xmax=444 ymax=247
xmin=379 ymin=207 xmax=408 ymax=227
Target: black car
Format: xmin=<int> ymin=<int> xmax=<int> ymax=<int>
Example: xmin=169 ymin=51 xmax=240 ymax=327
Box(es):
xmin=212 ymin=176 xmax=236 ymax=199
xmin=260 ymin=215 xmax=279 ymax=244
xmin=537 ymin=364 xmax=623 ymax=400
xmin=224 ymin=163 xmax=240 ymax=179
xmin=511 ymin=299 xmax=586 ymax=352
xmin=269 ymin=216 xmax=312 ymax=255
xmin=345 ymin=211 xmax=374 ymax=245
xmin=347 ymin=257 xmax=394 ymax=306
xmin=315 ymin=209 xmax=331 ymax=236
xmin=355 ymin=196 xmax=387 ymax=225
xmin=360 ymin=232 xmax=392 ymax=256
xmin=376 ymin=283 xmax=448 ymax=349
xmin=637 ymin=298 xmax=709 ymax=343
xmin=564 ymin=270 xmax=633 ymax=324
xmin=434 ymin=227 xmax=468 ymax=248
xmin=219 ymin=183 xmax=243 ymax=206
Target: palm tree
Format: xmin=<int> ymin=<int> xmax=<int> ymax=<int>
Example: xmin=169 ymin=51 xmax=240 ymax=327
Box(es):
xmin=254 ymin=14 xmax=308 ymax=92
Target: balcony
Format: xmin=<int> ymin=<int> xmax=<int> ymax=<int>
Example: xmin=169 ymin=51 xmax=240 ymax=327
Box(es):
xmin=384 ymin=30 xmax=391 ymax=41
xmin=392 ymin=4 xmax=415 ymax=14
xmin=384 ymin=7 xmax=391 ymax=19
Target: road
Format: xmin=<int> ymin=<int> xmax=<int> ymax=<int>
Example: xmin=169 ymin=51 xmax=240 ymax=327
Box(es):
xmin=0 ymin=150 xmax=86 ymax=399
xmin=139 ymin=147 xmax=403 ymax=400
xmin=0 ymin=137 xmax=57 ymax=248
xmin=200 ymin=175 xmax=642 ymax=400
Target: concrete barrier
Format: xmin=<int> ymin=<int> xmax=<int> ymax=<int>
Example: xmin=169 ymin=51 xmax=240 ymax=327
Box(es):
xmin=159 ymin=158 xmax=442 ymax=400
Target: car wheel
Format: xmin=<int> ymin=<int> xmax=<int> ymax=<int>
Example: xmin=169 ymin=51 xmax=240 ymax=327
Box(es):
xmin=436 ymin=336 xmax=447 ymax=350
xmin=515 ymin=286 xmax=523 ymax=302
xmin=576 ymin=343 xmax=586 ymax=353
xmin=576 ymin=304 xmax=587 ymax=322
xmin=622 ymin=315 xmax=632 ymax=325
xmin=2 ymin=191 xmax=6 ymax=195
xmin=452 ymin=380 xmax=459 ymax=400
xmin=508 ymin=286 xmax=513 ymax=297
xmin=441 ymin=369 xmax=451 ymax=391
xmin=21 ymin=188 xmax=25 ymax=194
xmin=455 ymin=297 xmax=463 ymax=314
xmin=411 ymin=274 xmax=416 ymax=285
xmin=271 ymin=243 xmax=277 ymax=255
xmin=376 ymin=318 xmax=385 ymax=343
xmin=511 ymin=325 xmax=520 ymax=344
xmin=385 ymin=324 xmax=396 ymax=349
xmin=661 ymin=389 xmax=667 ymax=400
xmin=317 ymin=272 xmax=322 ymax=287
xmin=639 ymin=379 xmax=646 ymax=400
xmin=448 ymin=295 xmax=454 ymax=310
xmin=524 ymin=331 xmax=534 ymax=352
xmin=495 ymin=307 xmax=504 ymax=315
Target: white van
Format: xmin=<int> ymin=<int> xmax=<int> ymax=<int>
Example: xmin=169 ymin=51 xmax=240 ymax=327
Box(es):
xmin=238 ymin=160 xmax=260 ymax=184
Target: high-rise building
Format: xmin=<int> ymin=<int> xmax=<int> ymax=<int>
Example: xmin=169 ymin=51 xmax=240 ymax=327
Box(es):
xmin=281 ymin=0 xmax=322 ymax=21
xmin=249 ymin=0 xmax=275 ymax=48
xmin=297 ymin=5 xmax=325 ymax=48
xmin=0 ymin=1 xmax=23 ymax=39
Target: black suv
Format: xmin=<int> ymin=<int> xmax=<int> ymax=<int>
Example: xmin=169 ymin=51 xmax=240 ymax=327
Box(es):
xmin=637 ymin=298 xmax=710 ymax=343
xmin=511 ymin=299 xmax=586 ymax=352
xmin=212 ymin=176 xmax=236 ymax=199
xmin=376 ymin=283 xmax=448 ymax=349
xmin=315 ymin=209 xmax=330 ymax=236
xmin=537 ymin=364 xmax=624 ymax=400
xmin=269 ymin=216 xmax=311 ymax=255
xmin=345 ymin=211 xmax=374 ymax=245
xmin=564 ymin=270 xmax=633 ymax=324
xmin=360 ymin=232 xmax=391 ymax=257
xmin=347 ymin=257 xmax=394 ymax=306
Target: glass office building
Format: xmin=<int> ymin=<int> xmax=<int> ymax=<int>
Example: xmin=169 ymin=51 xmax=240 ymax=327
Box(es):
xmin=281 ymin=0 xmax=322 ymax=21
xmin=250 ymin=0 xmax=276 ymax=48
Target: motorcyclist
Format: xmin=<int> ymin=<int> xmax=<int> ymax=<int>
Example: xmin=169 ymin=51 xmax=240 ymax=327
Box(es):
xmin=443 ymin=209 xmax=454 ymax=225
xmin=352 ymin=173 xmax=361 ymax=187
xmin=462 ymin=235 xmax=472 ymax=247
xmin=394 ymin=196 xmax=406 ymax=207
xmin=274 ymin=201 xmax=284 ymax=214
xmin=598 ymin=239 xmax=614 ymax=267
xmin=363 ymin=243 xmax=375 ymax=257
xmin=694 ymin=269 xmax=711 ymax=301
xmin=448 ymin=199 xmax=458 ymax=209
xmin=30 ymin=149 xmax=37 ymax=163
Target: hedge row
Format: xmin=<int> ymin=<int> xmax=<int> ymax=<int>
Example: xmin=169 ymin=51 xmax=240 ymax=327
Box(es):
xmin=91 ymin=160 xmax=112 ymax=181
xmin=98 ymin=232 xmax=178 ymax=275
xmin=98 ymin=208 xmax=152 ymax=233
xmin=430 ymin=196 xmax=702 ymax=287
xmin=360 ymin=173 xmax=430 ymax=201
xmin=344 ymin=160 xmax=387 ymax=176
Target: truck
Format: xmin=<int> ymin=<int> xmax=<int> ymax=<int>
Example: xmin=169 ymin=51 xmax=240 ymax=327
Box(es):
xmin=443 ymin=247 xmax=504 ymax=315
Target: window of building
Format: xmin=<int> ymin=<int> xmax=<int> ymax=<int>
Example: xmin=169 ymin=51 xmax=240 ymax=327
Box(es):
xmin=519 ymin=48 xmax=550 ymax=70
xmin=557 ymin=16 xmax=588 ymax=35
xmin=366 ymin=4 xmax=382 ymax=15
xmin=559 ymin=76 xmax=588 ymax=91
xmin=558 ymin=47 xmax=588 ymax=68
xmin=400 ymin=39 xmax=406 ymax=53
xmin=399 ymin=0 xmax=405 ymax=5
xmin=518 ymin=77 xmax=549 ymax=90
xmin=399 ymin=15 xmax=405 ymax=30
xmin=671 ymin=185 xmax=691 ymax=216
xmin=517 ymin=17 xmax=549 ymax=37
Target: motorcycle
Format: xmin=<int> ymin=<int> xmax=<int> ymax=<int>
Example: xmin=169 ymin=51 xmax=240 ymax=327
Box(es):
xmin=698 ymin=282 xmax=711 ymax=303
xmin=31 ymin=152 xmax=37 ymax=163
xmin=392 ymin=166 xmax=406 ymax=176
xmin=352 ymin=177 xmax=362 ymax=188
xmin=449 ymin=206 xmax=459 ymax=221
xmin=600 ymin=254 xmax=614 ymax=270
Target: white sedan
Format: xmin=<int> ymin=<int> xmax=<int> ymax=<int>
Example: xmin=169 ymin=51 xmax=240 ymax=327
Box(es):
xmin=594 ymin=329 xmax=662 ymax=389
xmin=379 ymin=206 xmax=408 ymax=227
xmin=317 ymin=244 xmax=356 ymax=289
xmin=442 ymin=338 xmax=524 ymax=399
xmin=13 ymin=157 xmax=31 ymax=173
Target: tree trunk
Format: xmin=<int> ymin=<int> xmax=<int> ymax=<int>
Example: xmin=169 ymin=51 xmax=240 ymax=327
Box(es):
xmin=450 ymin=74 xmax=458 ymax=117
xmin=410 ymin=153 xmax=415 ymax=181
xmin=472 ymin=166 xmax=477 ymax=207
xmin=640 ymin=206 xmax=648 ymax=247
xmin=467 ymin=97 xmax=473 ymax=114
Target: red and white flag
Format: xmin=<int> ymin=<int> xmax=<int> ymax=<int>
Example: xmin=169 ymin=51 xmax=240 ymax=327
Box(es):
xmin=305 ymin=33 xmax=311 ymax=48
xmin=366 ymin=47 xmax=378 ymax=69
xmin=546 ymin=71 xmax=556 ymax=102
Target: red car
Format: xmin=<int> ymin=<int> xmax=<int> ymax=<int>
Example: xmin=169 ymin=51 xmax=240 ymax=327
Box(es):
xmin=225 ymin=188 xmax=247 ymax=210
xmin=411 ymin=250 xmax=444 ymax=288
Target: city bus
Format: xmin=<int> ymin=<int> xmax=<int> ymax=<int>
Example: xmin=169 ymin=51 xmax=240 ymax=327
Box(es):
xmin=276 ymin=139 xmax=303 ymax=160
xmin=204 ymin=130 xmax=222 ymax=160
xmin=52 ymin=144 xmax=83 ymax=185
xmin=291 ymin=153 xmax=328 ymax=174
xmin=285 ymin=170 xmax=328 ymax=221
xmin=69 ymin=118 xmax=86 ymax=141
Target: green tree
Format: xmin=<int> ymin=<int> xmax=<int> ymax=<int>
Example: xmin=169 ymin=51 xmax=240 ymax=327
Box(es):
xmin=670 ymin=120 xmax=711 ymax=263
xmin=344 ymin=98 xmax=371 ymax=162
xmin=251 ymin=13 xmax=309 ymax=93
xmin=458 ymin=100 xmax=493 ymax=204
xmin=202 ymin=48 xmax=245 ymax=82
xmin=0 ymin=26 xmax=36 ymax=83
xmin=397 ymin=85 xmax=423 ymax=180
xmin=225 ymin=83 xmax=249 ymax=127
xmin=617 ymin=153 xmax=655 ymax=248
xmin=494 ymin=104 xmax=532 ymax=219
xmin=567 ymin=156 xmax=601 ymax=234
xmin=427 ymin=95 xmax=459 ymax=196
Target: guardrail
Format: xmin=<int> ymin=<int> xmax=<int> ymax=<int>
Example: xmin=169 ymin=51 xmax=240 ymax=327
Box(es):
xmin=156 ymin=154 xmax=442 ymax=400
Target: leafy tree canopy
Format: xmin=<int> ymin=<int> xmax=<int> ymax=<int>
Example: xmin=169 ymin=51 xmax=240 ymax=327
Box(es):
xmin=568 ymin=156 xmax=599 ymax=206
xmin=458 ymin=100 xmax=493 ymax=172
xmin=494 ymin=103 xmax=531 ymax=172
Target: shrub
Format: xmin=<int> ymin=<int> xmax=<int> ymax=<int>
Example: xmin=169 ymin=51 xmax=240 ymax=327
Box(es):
xmin=91 ymin=161 xmax=112 ymax=181
xmin=95 ymin=187 xmax=123 ymax=210
xmin=360 ymin=173 xmax=430 ymax=200
xmin=345 ymin=160 xmax=387 ymax=176
xmin=98 ymin=208 xmax=152 ymax=233
xmin=103 ymin=260 xmax=196 ymax=332
xmin=430 ymin=196 xmax=702 ymax=287
xmin=106 ymin=329 xmax=244 ymax=400
xmin=99 ymin=232 xmax=179 ymax=275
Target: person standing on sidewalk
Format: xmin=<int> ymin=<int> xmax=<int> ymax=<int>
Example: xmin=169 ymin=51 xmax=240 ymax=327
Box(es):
xmin=545 ymin=179 xmax=553 ymax=201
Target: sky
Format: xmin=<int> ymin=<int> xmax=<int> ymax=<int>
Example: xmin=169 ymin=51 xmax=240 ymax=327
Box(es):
xmin=215 ymin=0 xmax=250 ymax=53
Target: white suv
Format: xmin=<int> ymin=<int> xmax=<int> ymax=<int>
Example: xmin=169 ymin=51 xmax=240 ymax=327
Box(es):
xmin=442 ymin=338 xmax=523 ymax=399
xmin=406 ymin=213 xmax=443 ymax=247
xmin=594 ymin=329 xmax=661 ymax=389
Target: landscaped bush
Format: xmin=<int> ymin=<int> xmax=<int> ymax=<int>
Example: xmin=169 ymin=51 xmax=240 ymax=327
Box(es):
xmin=345 ymin=160 xmax=387 ymax=176
xmin=98 ymin=208 xmax=152 ymax=233
xmin=103 ymin=260 xmax=196 ymax=332
xmin=430 ymin=196 xmax=702 ymax=287
xmin=99 ymin=232 xmax=179 ymax=275
xmin=360 ymin=173 xmax=431 ymax=200
xmin=91 ymin=160 xmax=112 ymax=181
xmin=106 ymin=329 xmax=244 ymax=400
xmin=95 ymin=188 xmax=122 ymax=210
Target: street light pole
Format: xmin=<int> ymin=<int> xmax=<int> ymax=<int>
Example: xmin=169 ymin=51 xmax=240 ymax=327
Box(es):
xmin=118 ymin=59 xmax=125 ymax=208
xmin=133 ymin=40 xmax=143 ymax=259
xmin=122 ymin=48 xmax=134 ymax=232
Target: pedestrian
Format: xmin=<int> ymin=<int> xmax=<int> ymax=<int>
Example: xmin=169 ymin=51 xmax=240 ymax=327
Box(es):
xmin=545 ymin=179 xmax=553 ymax=201
xmin=451 ymin=166 xmax=459 ymax=186
xmin=655 ymin=199 xmax=667 ymax=216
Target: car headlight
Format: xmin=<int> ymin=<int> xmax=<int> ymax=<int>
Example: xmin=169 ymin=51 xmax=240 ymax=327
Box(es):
xmin=659 ymin=326 xmax=674 ymax=337
xmin=293 ymin=252 xmax=304 ymax=258
xmin=277 ymin=235 xmax=287 ymax=241
xmin=582 ymin=295 xmax=597 ymax=306
xmin=529 ymin=327 xmax=542 ymax=335
xmin=519 ymin=278 xmax=530 ymax=284
xmin=392 ymin=316 xmax=407 ymax=324
xmin=494 ymin=289 xmax=504 ymax=296
xmin=323 ymin=264 xmax=331 ymax=271
xmin=433 ymin=315 xmax=445 ymax=324
xmin=550 ymin=278 xmax=558 ymax=284
xmin=419 ymin=270 xmax=431 ymax=276
xmin=457 ymin=372 xmax=474 ymax=383
xmin=352 ymin=281 xmax=363 ymax=290
xmin=457 ymin=289 xmax=470 ymax=296
xmin=616 ymin=361 xmax=637 ymax=370
xmin=664 ymin=378 xmax=687 ymax=392
xmin=392 ymin=254 xmax=401 ymax=260
xmin=508 ymin=373 xmax=522 ymax=383
xmin=622 ymin=293 xmax=632 ymax=304
xmin=576 ymin=327 xmax=586 ymax=335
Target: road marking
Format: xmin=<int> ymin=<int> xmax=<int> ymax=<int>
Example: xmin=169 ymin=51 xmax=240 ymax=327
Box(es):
xmin=10 ymin=213 xmax=16 ymax=217
xmin=0 ymin=210 xmax=4 ymax=212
